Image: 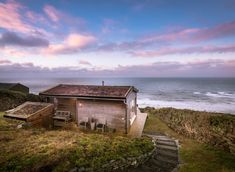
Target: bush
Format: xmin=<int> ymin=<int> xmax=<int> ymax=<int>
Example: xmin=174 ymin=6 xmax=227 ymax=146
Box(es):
xmin=0 ymin=90 xmax=41 ymax=111
xmin=0 ymin=90 xmax=27 ymax=111
xmin=26 ymin=93 xmax=42 ymax=102
xmin=69 ymin=135 xmax=154 ymax=170
xmin=0 ymin=125 xmax=154 ymax=172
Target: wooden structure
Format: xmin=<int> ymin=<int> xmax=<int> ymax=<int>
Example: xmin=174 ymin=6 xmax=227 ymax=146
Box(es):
xmin=4 ymin=102 xmax=54 ymax=127
xmin=53 ymin=110 xmax=72 ymax=127
xmin=0 ymin=83 xmax=29 ymax=94
xmin=39 ymin=84 xmax=140 ymax=134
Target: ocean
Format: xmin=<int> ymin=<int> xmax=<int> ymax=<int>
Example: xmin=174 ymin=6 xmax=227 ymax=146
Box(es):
xmin=1 ymin=77 xmax=235 ymax=114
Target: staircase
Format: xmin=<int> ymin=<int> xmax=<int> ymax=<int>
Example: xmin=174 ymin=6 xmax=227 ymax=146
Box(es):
xmin=126 ymin=134 xmax=179 ymax=172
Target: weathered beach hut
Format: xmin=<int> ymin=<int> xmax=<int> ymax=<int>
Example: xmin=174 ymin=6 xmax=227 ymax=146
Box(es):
xmin=39 ymin=84 xmax=139 ymax=134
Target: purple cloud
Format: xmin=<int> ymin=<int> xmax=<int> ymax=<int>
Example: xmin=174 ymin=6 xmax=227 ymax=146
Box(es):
xmin=1 ymin=59 xmax=235 ymax=78
xmin=95 ymin=20 xmax=235 ymax=55
xmin=78 ymin=60 xmax=92 ymax=66
xmin=130 ymin=44 xmax=235 ymax=57
xmin=0 ymin=32 xmax=49 ymax=47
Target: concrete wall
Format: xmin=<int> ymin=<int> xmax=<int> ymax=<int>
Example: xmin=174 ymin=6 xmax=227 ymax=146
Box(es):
xmin=76 ymin=99 xmax=126 ymax=133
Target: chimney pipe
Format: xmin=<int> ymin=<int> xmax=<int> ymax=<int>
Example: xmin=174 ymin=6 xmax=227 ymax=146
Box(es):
xmin=102 ymin=81 xmax=104 ymax=86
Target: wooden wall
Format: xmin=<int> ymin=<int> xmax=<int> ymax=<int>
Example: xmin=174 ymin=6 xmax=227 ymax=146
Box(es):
xmin=27 ymin=104 xmax=54 ymax=128
xmin=44 ymin=92 xmax=137 ymax=134
xmin=76 ymin=99 xmax=126 ymax=133
xmin=56 ymin=98 xmax=77 ymax=121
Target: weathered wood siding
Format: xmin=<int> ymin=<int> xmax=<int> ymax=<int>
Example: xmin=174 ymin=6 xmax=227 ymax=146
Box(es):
xmin=126 ymin=91 xmax=137 ymax=132
xmin=76 ymin=99 xmax=126 ymax=133
xmin=27 ymin=104 xmax=54 ymax=127
xmin=56 ymin=98 xmax=77 ymax=121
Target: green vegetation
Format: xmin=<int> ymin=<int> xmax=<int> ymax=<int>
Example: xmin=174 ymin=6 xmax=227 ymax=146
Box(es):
xmin=0 ymin=89 xmax=41 ymax=111
xmin=143 ymin=107 xmax=235 ymax=154
xmin=0 ymin=112 xmax=154 ymax=172
xmin=144 ymin=111 xmax=235 ymax=172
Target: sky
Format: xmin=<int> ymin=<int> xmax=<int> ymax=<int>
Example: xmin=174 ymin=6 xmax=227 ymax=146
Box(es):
xmin=0 ymin=0 xmax=235 ymax=77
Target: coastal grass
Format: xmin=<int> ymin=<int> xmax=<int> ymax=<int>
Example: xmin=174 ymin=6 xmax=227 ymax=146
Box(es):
xmin=0 ymin=112 xmax=154 ymax=172
xmin=144 ymin=113 xmax=235 ymax=172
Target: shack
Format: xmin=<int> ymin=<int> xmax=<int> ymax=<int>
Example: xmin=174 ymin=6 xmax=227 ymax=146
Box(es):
xmin=4 ymin=102 xmax=54 ymax=127
xmin=0 ymin=83 xmax=29 ymax=94
xmin=39 ymin=84 xmax=139 ymax=134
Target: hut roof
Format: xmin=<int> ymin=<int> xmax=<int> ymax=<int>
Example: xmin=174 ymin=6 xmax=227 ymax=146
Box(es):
xmin=39 ymin=84 xmax=138 ymax=99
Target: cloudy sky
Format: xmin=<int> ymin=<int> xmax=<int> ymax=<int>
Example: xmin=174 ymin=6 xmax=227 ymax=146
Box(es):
xmin=0 ymin=0 xmax=235 ymax=77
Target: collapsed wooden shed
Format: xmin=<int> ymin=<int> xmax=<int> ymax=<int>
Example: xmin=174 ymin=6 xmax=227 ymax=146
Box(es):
xmin=4 ymin=102 xmax=54 ymax=127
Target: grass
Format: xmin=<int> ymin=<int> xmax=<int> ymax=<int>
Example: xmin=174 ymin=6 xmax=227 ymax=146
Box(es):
xmin=0 ymin=112 xmax=154 ymax=172
xmin=144 ymin=113 xmax=235 ymax=172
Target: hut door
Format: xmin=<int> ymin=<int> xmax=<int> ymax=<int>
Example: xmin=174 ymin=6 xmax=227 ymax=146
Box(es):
xmin=130 ymin=100 xmax=136 ymax=125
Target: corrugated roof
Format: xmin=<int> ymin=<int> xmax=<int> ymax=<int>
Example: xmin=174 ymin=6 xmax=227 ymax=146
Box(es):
xmin=39 ymin=84 xmax=138 ymax=99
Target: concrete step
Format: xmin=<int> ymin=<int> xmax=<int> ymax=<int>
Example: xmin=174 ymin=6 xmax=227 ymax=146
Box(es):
xmin=156 ymin=140 xmax=176 ymax=146
xmin=157 ymin=144 xmax=178 ymax=151
xmin=156 ymin=138 xmax=176 ymax=143
xmin=155 ymin=155 xmax=179 ymax=165
xmin=139 ymin=165 xmax=156 ymax=172
xmin=149 ymin=159 xmax=175 ymax=171
xmin=154 ymin=136 xmax=174 ymax=141
xmin=156 ymin=149 xmax=178 ymax=159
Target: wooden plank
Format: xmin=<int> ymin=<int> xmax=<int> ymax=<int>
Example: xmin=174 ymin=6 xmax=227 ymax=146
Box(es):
xmin=76 ymin=99 xmax=126 ymax=132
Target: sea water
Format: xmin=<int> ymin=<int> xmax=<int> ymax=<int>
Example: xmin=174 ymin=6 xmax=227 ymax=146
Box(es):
xmin=1 ymin=77 xmax=235 ymax=114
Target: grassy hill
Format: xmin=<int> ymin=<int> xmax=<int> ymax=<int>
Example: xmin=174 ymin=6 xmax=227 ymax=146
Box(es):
xmin=143 ymin=108 xmax=235 ymax=172
xmin=0 ymin=90 xmax=41 ymax=111
xmin=0 ymin=112 xmax=154 ymax=172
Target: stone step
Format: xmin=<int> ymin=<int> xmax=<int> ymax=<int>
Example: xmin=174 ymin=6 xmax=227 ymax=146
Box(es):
xmin=154 ymin=154 xmax=178 ymax=163
xmin=154 ymin=137 xmax=174 ymax=142
xmin=156 ymin=155 xmax=179 ymax=165
xmin=156 ymin=138 xmax=175 ymax=142
xmin=149 ymin=159 xmax=175 ymax=171
xmin=157 ymin=144 xmax=178 ymax=151
xmin=143 ymin=132 xmax=166 ymax=136
xmin=156 ymin=149 xmax=178 ymax=159
xmin=156 ymin=140 xmax=176 ymax=146
xmin=138 ymin=165 xmax=156 ymax=172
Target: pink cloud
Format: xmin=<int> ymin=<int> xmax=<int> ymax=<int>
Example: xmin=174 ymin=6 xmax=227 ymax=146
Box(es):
xmin=0 ymin=59 xmax=11 ymax=64
xmin=43 ymin=5 xmax=60 ymax=22
xmin=0 ymin=0 xmax=31 ymax=33
xmin=43 ymin=4 xmax=86 ymax=29
xmin=140 ymin=28 xmax=199 ymax=43
xmin=130 ymin=44 xmax=235 ymax=57
xmin=194 ymin=21 xmax=235 ymax=42
xmin=44 ymin=33 xmax=96 ymax=54
xmin=0 ymin=0 xmax=48 ymax=36
xmin=25 ymin=11 xmax=48 ymax=26
xmin=79 ymin=60 xmax=92 ymax=66
xmin=140 ymin=20 xmax=235 ymax=44
xmin=97 ymin=20 xmax=235 ymax=53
